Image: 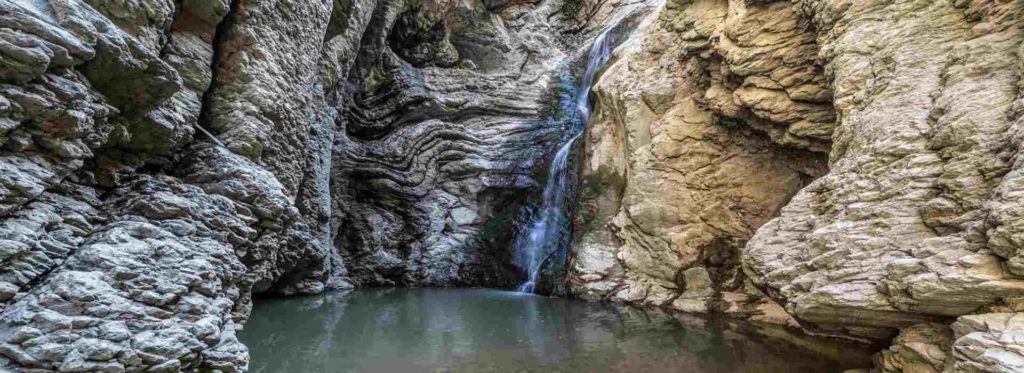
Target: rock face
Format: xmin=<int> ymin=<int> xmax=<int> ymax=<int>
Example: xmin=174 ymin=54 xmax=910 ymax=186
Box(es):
xmin=747 ymin=0 xmax=1024 ymax=369
xmin=2 ymin=0 xmax=1023 ymax=371
xmin=570 ymin=0 xmax=829 ymax=317
xmin=571 ymin=0 xmax=1024 ymax=371
xmin=331 ymin=0 xmax=578 ymax=287
xmin=746 ymin=0 xmax=1024 ymax=335
xmin=0 ymin=0 xmax=619 ymax=370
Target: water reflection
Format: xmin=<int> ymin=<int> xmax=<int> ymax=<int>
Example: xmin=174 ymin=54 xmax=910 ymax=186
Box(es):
xmin=240 ymin=289 xmax=872 ymax=372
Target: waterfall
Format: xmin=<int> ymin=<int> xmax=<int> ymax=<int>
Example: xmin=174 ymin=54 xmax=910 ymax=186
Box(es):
xmin=514 ymin=23 xmax=620 ymax=293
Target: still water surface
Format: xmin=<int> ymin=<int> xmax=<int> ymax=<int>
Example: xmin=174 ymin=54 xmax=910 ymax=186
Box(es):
xmin=240 ymin=288 xmax=872 ymax=372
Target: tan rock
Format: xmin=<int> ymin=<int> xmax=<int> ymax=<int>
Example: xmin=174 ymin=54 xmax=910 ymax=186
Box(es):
xmin=744 ymin=0 xmax=1024 ymax=341
xmin=570 ymin=0 xmax=827 ymax=316
xmin=881 ymin=323 xmax=953 ymax=373
xmin=574 ymin=0 xmax=1024 ymax=368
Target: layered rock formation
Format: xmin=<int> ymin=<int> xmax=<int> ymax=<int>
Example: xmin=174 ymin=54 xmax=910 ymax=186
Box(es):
xmin=2 ymin=0 xmax=1023 ymax=371
xmin=570 ymin=0 xmax=1024 ymax=371
xmin=332 ymin=0 xmax=575 ymax=287
xmin=747 ymin=0 xmax=1024 ymax=370
xmin=0 ymin=0 xmax=614 ymax=370
xmin=569 ymin=0 xmax=830 ymax=317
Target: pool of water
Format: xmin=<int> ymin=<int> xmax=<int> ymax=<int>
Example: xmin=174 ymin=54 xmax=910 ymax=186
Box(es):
xmin=239 ymin=288 xmax=874 ymax=372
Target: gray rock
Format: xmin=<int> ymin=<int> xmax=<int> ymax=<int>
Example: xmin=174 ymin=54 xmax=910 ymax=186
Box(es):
xmin=949 ymin=313 xmax=1024 ymax=372
xmin=0 ymin=0 xmax=634 ymax=370
xmin=1 ymin=0 xmax=1021 ymax=371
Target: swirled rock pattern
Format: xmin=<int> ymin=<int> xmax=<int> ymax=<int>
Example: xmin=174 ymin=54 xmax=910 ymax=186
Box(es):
xmin=0 ymin=0 xmax=622 ymax=370
xmin=2 ymin=0 xmax=1024 ymax=370
xmin=329 ymin=0 xmax=628 ymax=286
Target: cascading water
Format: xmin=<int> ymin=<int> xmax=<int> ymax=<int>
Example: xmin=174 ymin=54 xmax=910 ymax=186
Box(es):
xmin=514 ymin=23 xmax=620 ymax=293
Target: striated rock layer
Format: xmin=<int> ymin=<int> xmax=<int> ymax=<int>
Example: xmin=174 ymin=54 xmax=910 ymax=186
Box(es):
xmin=1 ymin=0 xmax=1023 ymax=370
xmin=570 ymin=0 xmax=1024 ymax=371
xmin=570 ymin=0 xmax=830 ymax=322
xmin=0 ymin=0 xmax=628 ymax=370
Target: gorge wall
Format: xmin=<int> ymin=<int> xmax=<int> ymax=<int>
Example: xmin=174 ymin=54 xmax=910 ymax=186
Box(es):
xmin=0 ymin=0 xmax=611 ymax=370
xmin=569 ymin=0 xmax=1024 ymax=372
xmin=0 ymin=0 xmax=1022 ymax=372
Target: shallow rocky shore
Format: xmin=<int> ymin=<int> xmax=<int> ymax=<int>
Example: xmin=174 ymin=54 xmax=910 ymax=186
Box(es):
xmin=0 ymin=0 xmax=1021 ymax=371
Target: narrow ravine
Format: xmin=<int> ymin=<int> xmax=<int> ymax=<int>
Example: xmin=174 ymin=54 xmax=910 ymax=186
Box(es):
xmin=3 ymin=0 xmax=1021 ymax=371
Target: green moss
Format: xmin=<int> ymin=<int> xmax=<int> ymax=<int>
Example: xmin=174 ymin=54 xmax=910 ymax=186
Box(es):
xmin=577 ymin=165 xmax=625 ymax=235
xmin=363 ymin=64 xmax=393 ymax=93
xmin=325 ymin=0 xmax=354 ymax=40
xmin=480 ymin=210 xmax=515 ymax=241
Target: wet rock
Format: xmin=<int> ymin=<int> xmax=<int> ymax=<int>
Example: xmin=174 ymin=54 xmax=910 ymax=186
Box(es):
xmin=1 ymin=0 xmax=1021 ymax=370
xmin=330 ymin=0 xmax=624 ymax=288
xmin=0 ymin=0 xmax=652 ymax=370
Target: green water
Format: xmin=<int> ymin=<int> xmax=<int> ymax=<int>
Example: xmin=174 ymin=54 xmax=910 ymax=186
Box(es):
xmin=239 ymin=288 xmax=872 ymax=372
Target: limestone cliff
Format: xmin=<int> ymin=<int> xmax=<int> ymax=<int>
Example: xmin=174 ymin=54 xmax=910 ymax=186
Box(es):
xmin=0 ymin=0 xmax=613 ymax=370
xmin=0 ymin=0 xmax=1022 ymax=371
xmin=570 ymin=0 xmax=1024 ymax=371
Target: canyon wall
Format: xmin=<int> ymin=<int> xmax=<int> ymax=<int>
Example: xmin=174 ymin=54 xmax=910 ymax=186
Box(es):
xmin=570 ymin=0 xmax=1024 ymax=371
xmin=0 ymin=0 xmax=605 ymax=370
xmin=1 ymin=0 xmax=1022 ymax=371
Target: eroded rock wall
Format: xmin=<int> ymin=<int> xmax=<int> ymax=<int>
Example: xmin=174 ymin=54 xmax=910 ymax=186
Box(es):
xmin=572 ymin=0 xmax=1024 ymax=371
xmin=0 ymin=0 xmax=614 ymax=370
xmin=745 ymin=0 xmax=1024 ymax=370
xmin=747 ymin=0 xmax=1024 ymax=332
xmin=331 ymin=0 xmax=576 ymax=286
xmin=570 ymin=0 xmax=829 ymax=320
xmin=2 ymin=0 xmax=1023 ymax=370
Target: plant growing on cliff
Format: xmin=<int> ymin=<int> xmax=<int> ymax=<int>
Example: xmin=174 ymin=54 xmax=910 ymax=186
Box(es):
xmin=548 ymin=0 xmax=609 ymax=33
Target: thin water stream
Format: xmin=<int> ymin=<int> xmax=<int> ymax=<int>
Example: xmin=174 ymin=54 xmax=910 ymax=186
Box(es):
xmin=235 ymin=7 xmax=881 ymax=373
xmin=514 ymin=17 xmax=623 ymax=293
